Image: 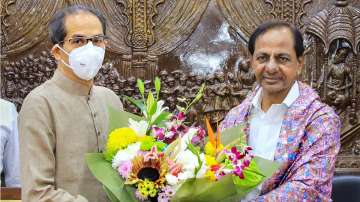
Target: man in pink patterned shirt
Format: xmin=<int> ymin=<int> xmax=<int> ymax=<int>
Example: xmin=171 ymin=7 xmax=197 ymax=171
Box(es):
xmin=221 ymin=21 xmax=340 ymax=201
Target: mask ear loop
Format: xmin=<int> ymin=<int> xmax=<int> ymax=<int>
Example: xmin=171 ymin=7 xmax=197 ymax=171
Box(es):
xmin=55 ymin=44 xmax=70 ymax=55
xmin=55 ymin=44 xmax=73 ymax=68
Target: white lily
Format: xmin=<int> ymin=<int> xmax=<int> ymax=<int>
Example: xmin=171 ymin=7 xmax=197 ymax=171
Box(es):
xmin=150 ymin=100 xmax=169 ymax=123
xmin=176 ymin=150 xmax=207 ymax=179
xmin=129 ymin=118 xmax=148 ymax=136
xmin=178 ymin=127 xmax=199 ymax=152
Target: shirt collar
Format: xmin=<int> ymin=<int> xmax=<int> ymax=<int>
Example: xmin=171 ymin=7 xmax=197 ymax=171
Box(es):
xmin=251 ymin=81 xmax=300 ymax=110
xmin=251 ymin=87 xmax=263 ymax=111
xmin=51 ymin=69 xmax=93 ymax=96
xmin=282 ymin=81 xmax=300 ymax=107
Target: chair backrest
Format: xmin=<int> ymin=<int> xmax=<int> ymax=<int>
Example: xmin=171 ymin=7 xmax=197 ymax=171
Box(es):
xmin=0 ymin=187 xmax=21 ymax=200
xmin=332 ymin=175 xmax=360 ymax=202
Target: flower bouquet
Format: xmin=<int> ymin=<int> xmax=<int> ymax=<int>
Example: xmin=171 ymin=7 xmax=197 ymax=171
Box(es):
xmin=86 ymin=78 xmax=279 ymax=202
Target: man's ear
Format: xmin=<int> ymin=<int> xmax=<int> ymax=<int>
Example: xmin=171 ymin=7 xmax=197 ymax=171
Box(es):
xmin=51 ymin=45 xmax=61 ymax=61
xmin=297 ymin=55 xmax=305 ymax=75
xmin=249 ymin=55 xmax=254 ymax=68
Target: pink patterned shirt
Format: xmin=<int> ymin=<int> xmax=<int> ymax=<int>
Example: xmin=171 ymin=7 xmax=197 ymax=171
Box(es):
xmin=221 ymin=82 xmax=341 ymax=202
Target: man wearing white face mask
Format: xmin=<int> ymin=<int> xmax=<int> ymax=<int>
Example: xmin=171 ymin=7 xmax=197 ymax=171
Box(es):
xmin=18 ymin=5 xmax=123 ymax=202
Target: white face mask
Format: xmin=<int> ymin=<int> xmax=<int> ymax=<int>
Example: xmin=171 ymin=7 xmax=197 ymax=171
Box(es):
xmin=57 ymin=42 xmax=105 ymax=80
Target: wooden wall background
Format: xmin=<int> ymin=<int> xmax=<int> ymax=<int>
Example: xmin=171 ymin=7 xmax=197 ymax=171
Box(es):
xmin=1 ymin=0 xmax=360 ymax=174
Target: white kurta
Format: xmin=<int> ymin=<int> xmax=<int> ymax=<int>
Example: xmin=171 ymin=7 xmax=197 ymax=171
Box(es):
xmin=242 ymin=82 xmax=299 ymax=202
xmin=249 ymin=81 xmax=300 ymax=160
xmin=0 ymin=98 xmax=21 ymax=187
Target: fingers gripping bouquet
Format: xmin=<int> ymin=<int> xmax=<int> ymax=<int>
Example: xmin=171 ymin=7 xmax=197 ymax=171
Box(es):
xmin=86 ymin=78 xmax=279 ymax=202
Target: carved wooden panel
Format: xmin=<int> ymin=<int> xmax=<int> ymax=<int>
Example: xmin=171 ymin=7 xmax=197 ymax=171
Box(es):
xmin=1 ymin=0 xmax=360 ymax=174
xmin=304 ymin=0 xmax=360 ymax=175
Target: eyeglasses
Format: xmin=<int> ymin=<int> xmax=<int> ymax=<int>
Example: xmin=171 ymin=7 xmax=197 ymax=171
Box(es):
xmin=60 ymin=35 xmax=109 ymax=47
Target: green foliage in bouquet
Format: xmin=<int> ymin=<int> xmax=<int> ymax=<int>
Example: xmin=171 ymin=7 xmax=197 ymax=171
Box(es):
xmin=86 ymin=153 xmax=137 ymax=202
xmin=176 ymin=83 xmax=205 ymax=114
xmin=171 ymin=157 xmax=278 ymax=202
xmin=124 ymin=77 xmax=171 ymax=135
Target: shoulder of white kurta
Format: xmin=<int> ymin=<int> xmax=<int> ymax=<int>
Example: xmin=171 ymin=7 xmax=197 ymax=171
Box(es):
xmin=0 ymin=98 xmax=16 ymax=110
xmin=0 ymin=99 xmax=17 ymax=126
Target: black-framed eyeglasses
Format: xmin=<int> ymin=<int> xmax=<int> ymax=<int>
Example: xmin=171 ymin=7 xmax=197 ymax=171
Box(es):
xmin=59 ymin=35 xmax=109 ymax=47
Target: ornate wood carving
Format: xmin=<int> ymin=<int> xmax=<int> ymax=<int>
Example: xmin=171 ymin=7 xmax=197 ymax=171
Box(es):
xmin=306 ymin=0 xmax=360 ymax=54
xmin=1 ymin=51 xmax=57 ymax=110
xmin=305 ymin=0 xmax=360 ymax=174
xmin=264 ymin=0 xmax=312 ymax=28
xmin=217 ymin=0 xmax=271 ymax=43
xmin=0 ymin=0 xmax=16 ymax=58
xmin=1 ymin=0 xmax=64 ymax=59
xmin=1 ymin=0 xmax=360 ymax=174
xmin=116 ymin=0 xmax=164 ymax=79
xmin=117 ymin=0 xmax=163 ymax=50
xmin=70 ymin=0 xmax=210 ymax=79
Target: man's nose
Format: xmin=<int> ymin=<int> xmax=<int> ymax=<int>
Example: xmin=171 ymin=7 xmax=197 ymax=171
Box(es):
xmin=265 ymin=58 xmax=278 ymax=73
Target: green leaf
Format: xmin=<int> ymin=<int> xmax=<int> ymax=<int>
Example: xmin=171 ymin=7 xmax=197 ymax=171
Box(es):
xmin=185 ymin=83 xmax=205 ymax=113
xmin=215 ymin=152 xmax=227 ymax=163
xmin=187 ymin=143 xmax=198 ymax=154
xmin=86 ymin=153 xmax=138 ymax=202
xmin=187 ymin=143 xmax=202 ymax=176
xmin=107 ymin=105 xmax=144 ymax=134
xmin=253 ymin=156 xmax=280 ymax=178
xmin=124 ymin=96 xmax=145 ymax=113
xmin=194 ymin=83 xmax=205 ymax=102
xmin=103 ymin=186 xmax=120 ymax=202
xmin=136 ymin=79 xmax=145 ymax=98
xmin=149 ymin=100 xmax=158 ymax=117
xmin=172 ymin=175 xmax=238 ymax=202
xmin=220 ymin=124 xmax=246 ymax=146
xmin=146 ymin=91 xmax=155 ymax=115
xmin=232 ymin=161 xmax=264 ymax=196
xmin=152 ymin=111 xmax=171 ymax=125
xmin=155 ymin=141 xmax=167 ymax=151
xmin=154 ymin=77 xmax=161 ymax=100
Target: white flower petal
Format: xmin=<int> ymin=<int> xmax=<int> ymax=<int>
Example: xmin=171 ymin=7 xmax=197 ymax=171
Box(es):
xmin=111 ymin=142 xmax=140 ymax=169
xmin=129 ymin=118 xmax=148 ymax=136
xmin=151 ymin=100 xmax=169 ymax=123
xmin=178 ymin=171 xmax=194 ymax=180
xmin=177 ymin=127 xmax=198 ymax=152
xmin=165 ymin=174 xmax=179 ymax=186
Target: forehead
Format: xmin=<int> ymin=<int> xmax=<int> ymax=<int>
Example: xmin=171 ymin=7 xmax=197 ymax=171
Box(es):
xmin=254 ymin=27 xmax=295 ymax=54
xmin=63 ymin=11 xmax=103 ymax=38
